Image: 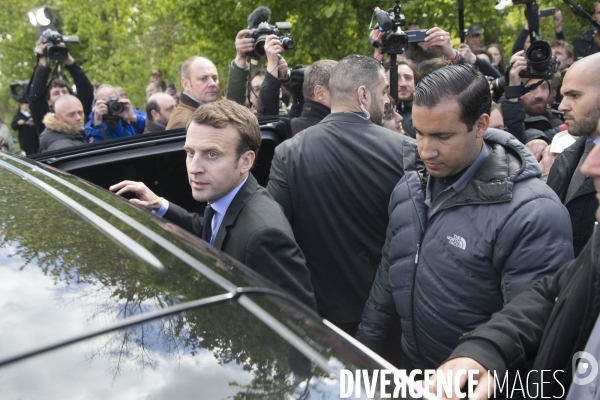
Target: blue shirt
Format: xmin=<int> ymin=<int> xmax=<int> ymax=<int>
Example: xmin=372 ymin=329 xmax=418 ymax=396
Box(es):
xmin=156 ymin=176 xmax=248 ymax=245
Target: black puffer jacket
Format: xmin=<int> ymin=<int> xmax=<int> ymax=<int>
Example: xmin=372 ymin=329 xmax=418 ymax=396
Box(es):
xmin=356 ymin=129 xmax=574 ymax=368
xmin=449 ymin=225 xmax=600 ymax=398
xmin=547 ymin=135 xmax=599 ymax=257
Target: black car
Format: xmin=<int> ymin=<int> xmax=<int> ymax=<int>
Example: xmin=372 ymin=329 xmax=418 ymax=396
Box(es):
xmin=2 ymin=147 xmax=423 ymax=398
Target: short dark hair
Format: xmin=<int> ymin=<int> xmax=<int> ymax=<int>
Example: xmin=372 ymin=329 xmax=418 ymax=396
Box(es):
xmin=189 ymin=99 xmax=261 ymax=162
xmin=250 ymin=69 xmax=267 ymax=81
xmin=146 ymin=98 xmax=159 ymax=121
xmin=46 ymin=79 xmax=74 ymax=101
xmin=384 ymin=57 xmax=420 ymax=84
xmin=417 ymin=58 xmax=447 ymax=79
xmin=303 ymin=60 xmax=338 ymax=101
xmin=414 ymin=64 xmax=491 ymax=131
xmin=329 ymin=55 xmax=385 ymax=106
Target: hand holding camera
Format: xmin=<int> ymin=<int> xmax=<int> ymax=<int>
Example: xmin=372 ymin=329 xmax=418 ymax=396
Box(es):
xmin=508 ymin=51 xmax=529 ymax=87
xmin=265 ymin=35 xmax=288 ymax=79
xmin=93 ymin=97 xmax=136 ymax=126
xmin=234 ymin=29 xmax=255 ymax=69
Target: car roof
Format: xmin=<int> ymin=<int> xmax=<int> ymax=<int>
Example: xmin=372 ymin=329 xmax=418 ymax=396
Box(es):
xmin=0 ymin=152 xmax=419 ymax=399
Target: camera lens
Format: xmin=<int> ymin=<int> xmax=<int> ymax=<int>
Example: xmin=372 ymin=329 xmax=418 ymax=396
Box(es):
xmin=254 ymin=36 xmax=267 ymax=58
xmin=526 ymin=41 xmax=552 ymax=72
xmin=280 ymin=36 xmax=294 ymax=51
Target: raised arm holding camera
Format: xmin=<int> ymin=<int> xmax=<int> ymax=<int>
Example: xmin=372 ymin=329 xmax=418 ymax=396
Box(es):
xmin=256 ymin=35 xmax=290 ymax=117
xmin=28 ymin=34 xmax=94 ymax=138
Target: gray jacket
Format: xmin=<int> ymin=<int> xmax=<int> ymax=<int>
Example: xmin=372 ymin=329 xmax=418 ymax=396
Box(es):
xmin=39 ymin=113 xmax=86 ymax=153
xmin=356 ymin=128 xmax=574 ymax=368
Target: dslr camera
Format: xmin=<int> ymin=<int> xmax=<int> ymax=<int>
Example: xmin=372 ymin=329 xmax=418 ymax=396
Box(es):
xmin=521 ymin=40 xmax=559 ymax=80
xmin=245 ymin=22 xmax=294 ymax=59
xmin=41 ymin=29 xmax=79 ymax=62
xmin=105 ymin=96 xmax=124 ymax=116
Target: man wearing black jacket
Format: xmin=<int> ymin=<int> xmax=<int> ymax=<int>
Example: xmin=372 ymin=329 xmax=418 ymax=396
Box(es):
xmin=429 ymin=58 xmax=600 ymax=400
xmin=267 ymin=54 xmax=412 ymax=337
xmin=28 ymin=36 xmax=94 ymax=136
xmin=290 ymin=60 xmax=337 ymax=135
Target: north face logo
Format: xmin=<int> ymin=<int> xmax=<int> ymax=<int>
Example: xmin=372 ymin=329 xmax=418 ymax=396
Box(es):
xmin=447 ymin=235 xmax=466 ymax=250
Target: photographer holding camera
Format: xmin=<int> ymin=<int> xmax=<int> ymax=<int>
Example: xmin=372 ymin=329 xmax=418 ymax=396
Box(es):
xmin=85 ymin=84 xmax=146 ymax=143
xmin=501 ymin=49 xmax=564 ymax=156
xmin=28 ymin=35 xmax=94 ymax=138
xmin=226 ymin=29 xmax=293 ymax=117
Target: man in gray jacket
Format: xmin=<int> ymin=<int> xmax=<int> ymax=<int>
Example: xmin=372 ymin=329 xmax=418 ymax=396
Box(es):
xmin=39 ymin=95 xmax=86 ymax=152
xmin=356 ymin=64 xmax=574 ymax=369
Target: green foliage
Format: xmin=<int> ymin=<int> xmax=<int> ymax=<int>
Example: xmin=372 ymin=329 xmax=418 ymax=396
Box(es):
xmin=0 ymin=0 xmax=598 ymax=114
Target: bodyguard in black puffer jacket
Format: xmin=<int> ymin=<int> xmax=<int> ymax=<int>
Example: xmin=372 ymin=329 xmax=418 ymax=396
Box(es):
xmin=356 ymin=65 xmax=574 ymax=370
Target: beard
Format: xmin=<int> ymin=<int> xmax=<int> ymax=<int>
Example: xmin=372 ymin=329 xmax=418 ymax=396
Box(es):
xmin=523 ymin=99 xmax=548 ymax=116
xmin=368 ymin=98 xmax=384 ymax=126
xmin=566 ymin=105 xmax=600 ymax=137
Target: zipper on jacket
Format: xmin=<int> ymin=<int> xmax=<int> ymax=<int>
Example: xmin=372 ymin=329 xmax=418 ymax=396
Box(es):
xmin=410 ymin=228 xmax=427 ymax=360
xmin=415 ymin=244 xmax=420 ymax=264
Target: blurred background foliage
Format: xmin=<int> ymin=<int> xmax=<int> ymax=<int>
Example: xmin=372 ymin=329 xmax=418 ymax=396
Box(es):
xmin=0 ymin=0 xmax=597 ymax=140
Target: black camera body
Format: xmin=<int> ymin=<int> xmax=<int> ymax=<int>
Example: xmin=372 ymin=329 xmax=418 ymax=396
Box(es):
xmin=521 ymin=40 xmax=559 ymax=80
xmin=105 ymin=96 xmax=124 ymax=116
xmin=245 ymin=22 xmax=294 ymax=58
xmin=372 ymin=1 xmax=426 ymax=56
xmin=41 ymin=29 xmax=79 ymax=61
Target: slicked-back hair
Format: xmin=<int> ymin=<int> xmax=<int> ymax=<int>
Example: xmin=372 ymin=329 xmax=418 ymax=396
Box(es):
xmin=414 ymin=64 xmax=491 ymax=131
xmin=46 ymin=79 xmax=74 ymax=100
xmin=329 ymin=55 xmax=385 ymax=106
xmin=303 ymin=60 xmax=338 ymax=101
xmin=188 ymin=99 xmax=261 ymax=162
xmin=417 ymin=58 xmax=447 ymax=79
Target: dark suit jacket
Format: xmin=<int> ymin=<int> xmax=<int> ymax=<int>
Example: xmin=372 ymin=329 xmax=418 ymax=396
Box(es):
xmin=267 ymin=112 xmax=412 ymax=323
xmin=547 ymin=135 xmax=598 ymax=257
xmin=164 ymin=174 xmax=317 ymax=309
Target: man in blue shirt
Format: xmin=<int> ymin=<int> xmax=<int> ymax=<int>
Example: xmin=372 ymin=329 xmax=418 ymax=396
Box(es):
xmin=109 ymin=99 xmax=316 ymax=309
xmin=85 ymin=84 xmax=146 ymax=142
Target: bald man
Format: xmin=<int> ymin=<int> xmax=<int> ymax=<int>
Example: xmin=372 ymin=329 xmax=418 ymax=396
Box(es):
xmin=546 ymin=53 xmax=600 ymax=256
xmin=144 ymin=93 xmax=177 ymax=133
xmin=39 ymin=95 xmax=86 ymax=152
xmin=166 ymin=56 xmax=219 ymax=130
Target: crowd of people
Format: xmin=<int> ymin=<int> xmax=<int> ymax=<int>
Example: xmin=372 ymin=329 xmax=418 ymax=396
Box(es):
xmin=3 ymin=2 xmax=600 ymax=398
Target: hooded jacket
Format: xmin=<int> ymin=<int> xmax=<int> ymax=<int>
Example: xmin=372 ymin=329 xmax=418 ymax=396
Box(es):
xmin=356 ymin=129 xmax=574 ymax=368
xmin=39 ymin=113 xmax=86 ymax=152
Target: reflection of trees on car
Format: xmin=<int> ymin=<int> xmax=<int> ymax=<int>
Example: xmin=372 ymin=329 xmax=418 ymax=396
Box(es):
xmin=0 ymin=165 xmax=333 ymax=397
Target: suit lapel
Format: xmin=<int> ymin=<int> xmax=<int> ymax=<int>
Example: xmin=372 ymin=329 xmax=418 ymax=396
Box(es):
xmin=212 ymin=175 xmax=258 ymax=249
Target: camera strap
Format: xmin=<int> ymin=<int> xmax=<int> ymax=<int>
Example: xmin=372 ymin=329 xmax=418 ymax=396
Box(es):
xmin=505 ymin=79 xmax=546 ymax=99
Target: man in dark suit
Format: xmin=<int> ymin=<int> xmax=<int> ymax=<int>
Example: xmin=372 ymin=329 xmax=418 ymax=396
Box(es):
xmin=110 ymin=99 xmax=316 ymax=309
xmin=267 ymin=54 xmax=413 ymax=337
xmin=547 ymin=53 xmax=600 ymax=257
